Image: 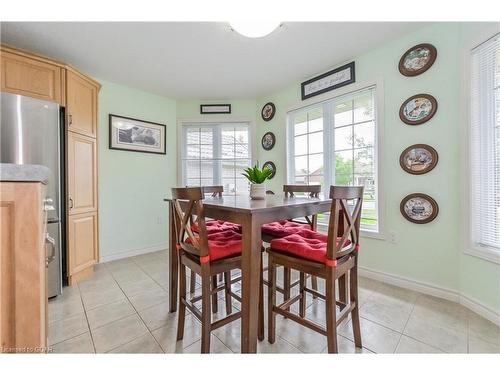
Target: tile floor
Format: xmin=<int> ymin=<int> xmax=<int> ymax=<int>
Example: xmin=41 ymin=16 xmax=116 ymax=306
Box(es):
xmin=48 ymin=250 xmax=500 ymax=354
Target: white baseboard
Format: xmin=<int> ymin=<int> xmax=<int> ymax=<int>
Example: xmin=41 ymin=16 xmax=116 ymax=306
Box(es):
xmin=100 ymin=243 xmax=167 ymax=263
xmin=359 ymin=266 xmax=499 ymax=326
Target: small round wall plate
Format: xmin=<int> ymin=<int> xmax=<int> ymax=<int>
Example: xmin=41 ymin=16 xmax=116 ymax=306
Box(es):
xmin=399 ymin=43 xmax=437 ymax=77
xmin=261 ymin=132 xmax=276 ymax=151
xmin=261 ymin=102 xmax=276 ymax=121
xmin=399 ymin=144 xmax=438 ymax=175
xmin=399 ymin=94 xmax=437 ymax=125
xmin=263 ymin=161 xmax=276 ymax=179
xmin=400 ymin=193 xmax=439 ymax=224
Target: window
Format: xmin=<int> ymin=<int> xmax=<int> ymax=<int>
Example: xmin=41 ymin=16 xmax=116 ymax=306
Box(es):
xmin=287 ymin=86 xmax=379 ymax=232
xmin=181 ymin=122 xmax=251 ymax=195
xmin=470 ymin=34 xmax=500 ymax=255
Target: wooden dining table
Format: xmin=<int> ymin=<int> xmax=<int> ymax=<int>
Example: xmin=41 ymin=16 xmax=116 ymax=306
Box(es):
xmin=164 ymin=193 xmax=332 ymax=353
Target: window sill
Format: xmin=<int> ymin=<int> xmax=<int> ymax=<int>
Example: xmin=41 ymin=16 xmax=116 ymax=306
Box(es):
xmin=316 ymin=223 xmax=385 ymax=241
xmin=463 ymin=246 xmax=500 ymax=264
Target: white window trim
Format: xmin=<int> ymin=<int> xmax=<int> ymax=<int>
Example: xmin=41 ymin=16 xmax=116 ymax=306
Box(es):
xmin=285 ymin=79 xmax=386 ymax=239
xmin=460 ymin=25 xmax=500 ymax=264
xmin=177 ymin=116 xmax=256 ymax=189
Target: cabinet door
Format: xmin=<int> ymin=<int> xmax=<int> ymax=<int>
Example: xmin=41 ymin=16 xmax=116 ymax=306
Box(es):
xmin=1 ymin=51 xmax=62 ymax=103
xmin=66 ymin=70 xmax=97 ymax=138
xmin=67 ymin=212 xmax=98 ymax=276
xmin=67 ymin=132 xmax=97 ymax=214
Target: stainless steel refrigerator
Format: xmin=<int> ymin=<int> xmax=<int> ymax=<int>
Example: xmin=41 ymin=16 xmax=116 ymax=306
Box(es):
xmin=1 ymin=92 xmax=63 ymax=298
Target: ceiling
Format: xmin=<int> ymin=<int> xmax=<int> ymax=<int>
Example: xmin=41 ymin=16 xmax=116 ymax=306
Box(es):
xmin=0 ymin=22 xmax=428 ymax=99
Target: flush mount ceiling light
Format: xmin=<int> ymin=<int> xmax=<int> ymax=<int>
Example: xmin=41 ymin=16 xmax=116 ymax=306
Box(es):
xmin=229 ymin=21 xmax=281 ymax=38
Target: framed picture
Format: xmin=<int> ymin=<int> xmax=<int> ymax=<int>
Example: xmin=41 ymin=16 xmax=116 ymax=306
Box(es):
xmin=399 ymin=144 xmax=438 ymax=175
xmin=399 ymin=94 xmax=438 ymax=125
xmin=200 ymin=104 xmax=231 ymax=114
xmin=301 ymin=62 xmax=355 ymax=100
xmin=400 ymin=193 xmax=439 ymax=224
xmin=263 ymin=161 xmax=276 ymax=179
xmin=261 ymin=132 xmax=276 ymax=151
xmin=261 ymin=102 xmax=276 ymax=121
xmin=109 ymin=114 xmax=166 ymax=154
xmin=399 ymin=43 xmax=437 ymax=77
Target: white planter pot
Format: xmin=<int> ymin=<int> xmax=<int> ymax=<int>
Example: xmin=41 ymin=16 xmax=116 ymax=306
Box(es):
xmin=250 ymin=183 xmax=266 ymax=200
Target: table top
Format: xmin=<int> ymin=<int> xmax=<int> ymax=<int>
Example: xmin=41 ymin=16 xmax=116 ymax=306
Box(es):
xmin=164 ymin=194 xmax=332 ymax=213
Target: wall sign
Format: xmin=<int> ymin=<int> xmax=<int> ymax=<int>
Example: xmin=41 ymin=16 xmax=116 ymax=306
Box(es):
xmin=301 ymin=62 xmax=355 ymax=100
xmin=200 ymin=104 xmax=231 ymax=114
xmin=400 ymin=193 xmax=439 ymax=224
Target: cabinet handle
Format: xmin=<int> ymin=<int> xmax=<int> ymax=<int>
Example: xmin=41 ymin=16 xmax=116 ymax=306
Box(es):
xmin=68 ymin=114 xmax=73 ymax=125
xmin=69 ymin=197 xmax=74 ymax=210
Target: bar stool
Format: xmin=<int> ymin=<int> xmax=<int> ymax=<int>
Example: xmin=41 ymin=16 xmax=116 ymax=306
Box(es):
xmin=266 ymin=186 xmax=364 ymax=353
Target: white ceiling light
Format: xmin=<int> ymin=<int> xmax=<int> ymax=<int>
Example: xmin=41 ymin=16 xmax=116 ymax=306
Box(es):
xmin=229 ymin=21 xmax=281 ymax=38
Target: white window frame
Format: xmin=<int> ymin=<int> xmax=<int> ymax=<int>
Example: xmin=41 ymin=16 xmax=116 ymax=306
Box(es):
xmin=177 ymin=117 xmax=256 ymax=193
xmin=462 ymin=27 xmax=500 ymax=264
xmin=285 ymin=80 xmax=385 ymax=239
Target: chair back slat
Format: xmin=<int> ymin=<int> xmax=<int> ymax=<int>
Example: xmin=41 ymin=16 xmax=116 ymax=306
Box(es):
xmin=201 ymin=185 xmax=224 ymax=197
xmin=326 ymin=186 xmax=364 ymax=261
xmin=283 ymin=184 xmax=321 ymax=198
xmin=171 ymin=187 xmax=209 ymax=258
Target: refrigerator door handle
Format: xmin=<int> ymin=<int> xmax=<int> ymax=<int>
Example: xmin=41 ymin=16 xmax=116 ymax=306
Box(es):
xmin=45 ymin=233 xmax=56 ymax=266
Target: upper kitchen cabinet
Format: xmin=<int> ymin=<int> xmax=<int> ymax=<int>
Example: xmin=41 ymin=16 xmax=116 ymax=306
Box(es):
xmin=66 ymin=69 xmax=98 ymax=138
xmin=1 ymin=49 xmax=63 ymax=104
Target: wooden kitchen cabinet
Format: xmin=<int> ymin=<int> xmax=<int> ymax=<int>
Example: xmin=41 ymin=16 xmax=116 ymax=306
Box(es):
xmin=67 ymin=132 xmax=97 ymax=215
xmin=0 ymin=182 xmax=48 ymax=352
xmin=67 ymin=212 xmax=98 ymax=283
xmin=1 ymin=44 xmax=100 ymax=286
xmin=66 ymin=70 xmax=98 ymax=138
xmin=1 ymin=50 xmax=63 ymax=104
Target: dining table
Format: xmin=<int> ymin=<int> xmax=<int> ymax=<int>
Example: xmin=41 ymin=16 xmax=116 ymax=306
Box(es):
xmin=164 ymin=193 xmax=332 ymax=353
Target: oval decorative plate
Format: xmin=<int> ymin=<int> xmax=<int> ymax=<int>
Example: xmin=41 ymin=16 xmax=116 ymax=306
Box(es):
xmin=262 ymin=161 xmax=276 ymax=179
xmin=261 ymin=132 xmax=276 ymax=151
xmin=400 ymin=193 xmax=439 ymax=224
xmin=399 ymin=94 xmax=437 ymax=125
xmin=261 ymin=102 xmax=276 ymax=121
xmin=399 ymin=43 xmax=437 ymax=77
xmin=399 ymin=144 xmax=438 ymax=175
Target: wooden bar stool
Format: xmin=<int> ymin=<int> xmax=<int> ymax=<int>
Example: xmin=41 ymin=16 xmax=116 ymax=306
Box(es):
xmin=261 ymin=184 xmax=321 ymax=302
xmin=267 ymin=186 xmax=364 ymax=353
xmin=172 ymin=187 xmax=263 ymax=353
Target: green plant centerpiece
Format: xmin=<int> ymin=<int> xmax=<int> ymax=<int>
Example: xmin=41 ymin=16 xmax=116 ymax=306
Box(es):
xmin=242 ymin=163 xmax=273 ymax=200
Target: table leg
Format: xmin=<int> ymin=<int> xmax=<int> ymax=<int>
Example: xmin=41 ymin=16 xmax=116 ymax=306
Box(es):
xmin=240 ymin=215 xmax=261 ymax=353
xmin=168 ymin=201 xmax=178 ymax=313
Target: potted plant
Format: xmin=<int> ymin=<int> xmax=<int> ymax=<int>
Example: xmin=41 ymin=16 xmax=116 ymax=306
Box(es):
xmin=242 ymin=163 xmax=273 ymax=200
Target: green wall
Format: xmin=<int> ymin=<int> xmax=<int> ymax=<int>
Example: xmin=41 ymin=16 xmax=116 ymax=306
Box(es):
xmin=98 ymin=79 xmax=177 ymax=261
xmin=254 ymin=22 xmax=499 ymax=312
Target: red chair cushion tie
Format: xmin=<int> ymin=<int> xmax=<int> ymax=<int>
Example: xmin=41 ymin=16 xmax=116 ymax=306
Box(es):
xmin=191 ymin=219 xmax=242 ymax=234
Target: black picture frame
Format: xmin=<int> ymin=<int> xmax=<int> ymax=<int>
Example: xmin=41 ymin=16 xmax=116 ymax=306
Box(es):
xmin=263 ymin=161 xmax=276 ymax=179
xmin=261 ymin=132 xmax=276 ymax=151
xmin=261 ymin=102 xmax=276 ymax=121
xmin=301 ymin=61 xmax=355 ymax=100
xmin=109 ymin=114 xmax=166 ymax=155
xmin=200 ymin=104 xmax=231 ymax=114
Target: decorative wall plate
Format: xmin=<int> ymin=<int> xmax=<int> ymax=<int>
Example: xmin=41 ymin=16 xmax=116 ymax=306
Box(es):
xmin=261 ymin=102 xmax=276 ymax=121
xmin=399 ymin=94 xmax=437 ymax=125
xmin=400 ymin=193 xmax=439 ymax=224
xmin=262 ymin=161 xmax=276 ymax=179
xmin=399 ymin=43 xmax=437 ymax=77
xmin=261 ymin=132 xmax=276 ymax=151
xmin=399 ymin=144 xmax=438 ymax=175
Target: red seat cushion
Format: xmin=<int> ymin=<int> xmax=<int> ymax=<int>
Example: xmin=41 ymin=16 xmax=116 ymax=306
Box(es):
xmin=191 ymin=220 xmax=241 ymax=234
xmin=261 ymin=220 xmax=311 ymax=238
xmin=270 ymin=229 xmax=352 ymax=264
xmin=187 ymin=230 xmax=242 ymax=262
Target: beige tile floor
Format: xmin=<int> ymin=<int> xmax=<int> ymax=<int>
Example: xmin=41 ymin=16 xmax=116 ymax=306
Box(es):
xmin=48 ymin=250 xmax=500 ymax=354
